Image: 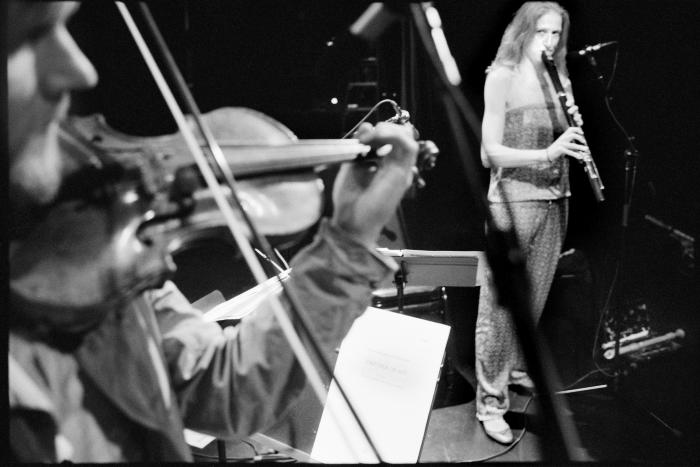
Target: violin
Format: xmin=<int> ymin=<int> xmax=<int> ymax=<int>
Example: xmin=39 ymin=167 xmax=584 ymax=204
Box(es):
xmin=65 ymin=105 xmax=437 ymax=246
xmin=10 ymin=105 xmax=438 ymax=327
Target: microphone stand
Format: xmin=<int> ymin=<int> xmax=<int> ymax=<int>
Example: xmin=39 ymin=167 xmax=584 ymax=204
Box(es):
xmin=584 ymin=52 xmax=639 ymax=369
xmin=585 ymin=50 xmax=681 ymax=438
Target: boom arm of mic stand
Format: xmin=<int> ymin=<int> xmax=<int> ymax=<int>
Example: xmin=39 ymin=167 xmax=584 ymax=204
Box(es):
xmin=581 ymin=41 xmax=644 ymax=378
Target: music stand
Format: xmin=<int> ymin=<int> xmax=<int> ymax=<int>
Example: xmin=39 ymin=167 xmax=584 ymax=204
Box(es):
xmin=377 ymin=249 xmax=485 ymax=312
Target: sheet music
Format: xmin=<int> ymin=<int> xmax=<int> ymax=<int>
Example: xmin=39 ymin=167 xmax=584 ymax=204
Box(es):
xmin=311 ymin=307 xmax=450 ymax=463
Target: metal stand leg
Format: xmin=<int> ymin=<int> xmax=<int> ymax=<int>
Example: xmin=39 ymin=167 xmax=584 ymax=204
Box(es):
xmin=217 ymin=440 xmax=227 ymax=463
xmin=394 ymin=261 xmax=407 ymax=313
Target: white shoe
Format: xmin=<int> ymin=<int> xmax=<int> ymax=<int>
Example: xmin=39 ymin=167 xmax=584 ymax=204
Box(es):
xmin=481 ymin=417 xmax=513 ymax=444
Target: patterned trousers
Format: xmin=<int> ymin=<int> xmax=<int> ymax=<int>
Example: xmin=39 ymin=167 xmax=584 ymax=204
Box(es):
xmin=475 ymin=199 xmax=568 ymax=420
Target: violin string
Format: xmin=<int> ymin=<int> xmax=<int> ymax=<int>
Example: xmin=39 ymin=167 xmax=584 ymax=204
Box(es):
xmin=254 ymin=248 xmax=286 ymax=275
xmin=274 ymin=248 xmax=291 ymax=271
xmin=118 ymin=2 xmax=384 ymax=461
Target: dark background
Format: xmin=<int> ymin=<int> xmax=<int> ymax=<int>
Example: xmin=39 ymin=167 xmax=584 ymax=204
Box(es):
xmin=67 ymin=0 xmax=699 ymax=453
xmin=68 ymin=0 xmax=700 ymax=263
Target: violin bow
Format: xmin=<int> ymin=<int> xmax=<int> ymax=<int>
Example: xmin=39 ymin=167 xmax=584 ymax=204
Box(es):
xmin=115 ymin=2 xmax=383 ymax=461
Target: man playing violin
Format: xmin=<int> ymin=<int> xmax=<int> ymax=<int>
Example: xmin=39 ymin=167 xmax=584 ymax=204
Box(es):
xmin=7 ymin=1 xmax=419 ymax=461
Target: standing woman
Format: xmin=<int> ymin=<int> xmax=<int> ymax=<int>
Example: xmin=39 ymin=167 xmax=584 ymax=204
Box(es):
xmin=475 ymin=2 xmax=589 ymax=444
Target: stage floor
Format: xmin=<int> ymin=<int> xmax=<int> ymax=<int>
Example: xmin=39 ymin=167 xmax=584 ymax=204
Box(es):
xmin=422 ymin=385 xmax=698 ymax=463
xmin=420 ymin=393 xmax=587 ymax=463
xmin=193 ymin=317 xmax=700 ymax=464
xmin=196 ymin=379 xmax=699 ymax=463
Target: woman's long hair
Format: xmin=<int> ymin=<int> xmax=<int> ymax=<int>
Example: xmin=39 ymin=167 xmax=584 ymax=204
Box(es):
xmin=489 ymin=2 xmax=570 ymax=74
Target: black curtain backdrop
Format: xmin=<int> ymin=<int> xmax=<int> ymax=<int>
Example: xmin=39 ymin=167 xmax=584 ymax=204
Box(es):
xmin=68 ymin=0 xmax=699 ymax=362
xmin=69 ymin=2 xmax=700 ymax=228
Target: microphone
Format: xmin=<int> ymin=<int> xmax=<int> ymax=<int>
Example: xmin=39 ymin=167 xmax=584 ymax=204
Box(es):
xmin=568 ymin=41 xmax=617 ymax=57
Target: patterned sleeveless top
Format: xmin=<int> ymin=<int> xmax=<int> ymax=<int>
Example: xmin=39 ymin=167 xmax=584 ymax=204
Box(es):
xmin=487 ymin=76 xmax=571 ymax=203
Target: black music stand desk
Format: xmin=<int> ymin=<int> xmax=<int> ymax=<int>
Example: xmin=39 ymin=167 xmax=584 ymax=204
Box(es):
xmin=376 ymin=249 xmax=485 ymax=312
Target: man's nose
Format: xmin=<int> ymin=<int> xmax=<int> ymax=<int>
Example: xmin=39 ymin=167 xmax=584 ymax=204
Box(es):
xmin=40 ymin=26 xmax=98 ymax=99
